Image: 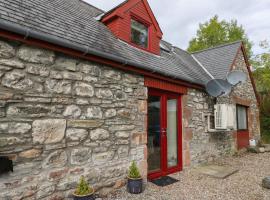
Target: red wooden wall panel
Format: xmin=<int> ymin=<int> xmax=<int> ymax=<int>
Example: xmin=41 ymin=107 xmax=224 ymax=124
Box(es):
xmin=102 ymin=0 xmax=162 ymax=55
xmin=237 ymin=130 xmax=249 ymax=149
xmin=145 ymin=77 xmax=188 ymax=94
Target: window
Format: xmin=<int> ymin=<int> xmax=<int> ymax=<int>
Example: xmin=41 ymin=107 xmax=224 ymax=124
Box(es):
xmin=131 ymin=19 xmax=148 ymax=48
xmin=237 ymin=105 xmax=248 ymax=130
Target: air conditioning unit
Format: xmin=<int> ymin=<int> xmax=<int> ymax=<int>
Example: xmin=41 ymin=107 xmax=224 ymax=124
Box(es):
xmin=214 ymin=104 xmax=236 ymax=130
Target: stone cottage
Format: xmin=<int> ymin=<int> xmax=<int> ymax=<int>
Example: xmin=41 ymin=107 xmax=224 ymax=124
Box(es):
xmin=0 ymin=0 xmax=260 ymax=199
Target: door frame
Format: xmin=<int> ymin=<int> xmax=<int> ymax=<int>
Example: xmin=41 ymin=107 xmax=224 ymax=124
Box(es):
xmin=147 ymin=89 xmax=183 ymax=180
xmin=236 ymin=104 xmax=249 ymax=149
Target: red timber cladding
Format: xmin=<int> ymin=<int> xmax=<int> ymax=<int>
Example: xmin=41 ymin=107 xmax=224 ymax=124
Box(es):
xmin=102 ymin=0 xmax=162 ymax=55
xmin=145 ymin=77 xmax=188 ymax=94
xmin=105 ymin=18 xmax=121 ymax=37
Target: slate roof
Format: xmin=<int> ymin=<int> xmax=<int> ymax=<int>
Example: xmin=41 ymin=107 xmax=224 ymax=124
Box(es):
xmin=160 ymin=40 xmax=173 ymax=52
xmin=192 ymin=41 xmax=242 ymax=79
xmin=0 ymin=0 xmax=241 ymax=86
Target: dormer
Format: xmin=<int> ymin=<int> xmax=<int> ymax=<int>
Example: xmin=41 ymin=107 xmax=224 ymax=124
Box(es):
xmin=101 ymin=0 xmax=163 ymax=55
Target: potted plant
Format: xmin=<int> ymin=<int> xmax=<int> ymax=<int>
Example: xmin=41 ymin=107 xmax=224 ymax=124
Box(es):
xmin=127 ymin=161 xmax=143 ymax=194
xmin=73 ymin=176 xmax=95 ymax=200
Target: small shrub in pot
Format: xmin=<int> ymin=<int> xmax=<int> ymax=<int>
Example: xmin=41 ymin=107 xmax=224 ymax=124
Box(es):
xmin=127 ymin=161 xmax=143 ymax=194
xmin=73 ymin=176 xmax=95 ymax=200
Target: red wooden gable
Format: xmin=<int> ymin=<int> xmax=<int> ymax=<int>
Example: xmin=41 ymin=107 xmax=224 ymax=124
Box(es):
xmin=101 ymin=0 xmax=163 ymax=55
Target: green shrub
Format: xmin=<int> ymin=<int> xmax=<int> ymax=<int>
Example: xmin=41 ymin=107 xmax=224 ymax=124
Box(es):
xmin=128 ymin=161 xmax=141 ymax=179
xmin=262 ymin=132 xmax=270 ymax=144
xmin=74 ymin=176 xmax=93 ymax=196
xmin=261 ymin=115 xmax=270 ymax=144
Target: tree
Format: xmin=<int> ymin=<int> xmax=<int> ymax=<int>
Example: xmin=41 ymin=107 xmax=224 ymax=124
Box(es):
xmin=253 ymin=41 xmax=270 ymax=94
xmin=187 ymin=15 xmax=253 ymax=57
xmin=253 ymin=40 xmax=270 ymax=143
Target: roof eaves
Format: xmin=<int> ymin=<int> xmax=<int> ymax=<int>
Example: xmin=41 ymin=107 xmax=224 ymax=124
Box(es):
xmin=100 ymin=0 xmax=128 ymax=20
xmin=0 ymin=19 xmax=205 ymax=88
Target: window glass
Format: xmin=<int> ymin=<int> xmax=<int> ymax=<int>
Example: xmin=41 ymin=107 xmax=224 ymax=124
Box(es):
xmin=167 ymin=98 xmax=178 ymax=168
xmin=131 ymin=19 xmax=148 ymax=48
xmin=237 ymin=106 xmax=247 ymax=130
xmin=147 ymin=96 xmax=161 ymax=172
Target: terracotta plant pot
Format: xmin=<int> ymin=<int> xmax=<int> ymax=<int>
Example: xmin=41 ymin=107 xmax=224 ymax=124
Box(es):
xmin=73 ymin=190 xmax=95 ymax=200
xmin=127 ymin=177 xmax=143 ymax=194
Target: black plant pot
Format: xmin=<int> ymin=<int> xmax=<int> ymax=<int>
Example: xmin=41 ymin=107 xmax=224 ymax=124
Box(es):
xmin=127 ymin=177 xmax=143 ymax=194
xmin=73 ymin=191 xmax=95 ymax=200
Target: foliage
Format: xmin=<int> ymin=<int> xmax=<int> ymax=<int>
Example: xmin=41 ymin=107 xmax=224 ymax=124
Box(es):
xmin=252 ymin=40 xmax=270 ymax=144
xmin=74 ymin=176 xmax=93 ymax=196
xmin=261 ymin=116 xmax=270 ymax=144
xmin=262 ymin=134 xmax=270 ymax=144
xmin=187 ymin=15 xmax=253 ymax=58
xmin=128 ymin=161 xmax=141 ymax=179
xmin=252 ymin=40 xmax=270 ymax=93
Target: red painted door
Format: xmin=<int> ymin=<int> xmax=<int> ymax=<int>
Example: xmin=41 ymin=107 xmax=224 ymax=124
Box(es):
xmin=236 ymin=105 xmax=249 ymax=149
xmin=147 ymin=89 xmax=182 ymax=180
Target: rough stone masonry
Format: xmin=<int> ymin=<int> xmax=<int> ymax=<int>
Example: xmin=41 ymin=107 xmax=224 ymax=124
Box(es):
xmin=181 ymin=49 xmax=260 ymax=167
xmin=0 ymin=38 xmax=148 ymax=199
xmin=0 ymin=36 xmax=261 ymax=199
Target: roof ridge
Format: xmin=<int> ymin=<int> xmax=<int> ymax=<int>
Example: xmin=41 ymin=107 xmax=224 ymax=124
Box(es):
xmin=161 ymin=39 xmax=172 ymax=45
xmin=102 ymin=0 xmax=129 ymax=18
xmin=161 ymin=40 xmax=189 ymax=54
xmin=78 ymin=0 xmax=105 ymax=13
xmin=191 ymin=40 xmax=242 ymax=54
xmin=160 ymin=40 xmax=192 ymax=56
xmin=173 ymin=46 xmax=191 ymax=54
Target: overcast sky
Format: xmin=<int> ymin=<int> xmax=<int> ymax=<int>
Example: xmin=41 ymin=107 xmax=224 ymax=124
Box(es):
xmin=85 ymin=0 xmax=270 ymax=55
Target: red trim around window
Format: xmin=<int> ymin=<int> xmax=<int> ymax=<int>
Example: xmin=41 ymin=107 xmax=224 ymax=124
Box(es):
xmin=236 ymin=104 xmax=249 ymax=131
xmin=129 ymin=13 xmax=151 ymax=52
xmin=101 ymin=0 xmax=162 ymax=55
xmin=236 ymin=104 xmax=250 ymax=149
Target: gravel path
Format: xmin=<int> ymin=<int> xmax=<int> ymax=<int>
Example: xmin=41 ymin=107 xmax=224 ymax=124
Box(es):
xmin=105 ymin=152 xmax=270 ymax=200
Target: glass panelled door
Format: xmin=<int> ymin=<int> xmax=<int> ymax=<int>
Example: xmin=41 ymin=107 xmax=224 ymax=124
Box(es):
xmin=147 ymin=89 xmax=182 ymax=179
xmin=167 ymin=97 xmax=178 ymax=168
xmin=148 ymin=95 xmax=162 ymax=172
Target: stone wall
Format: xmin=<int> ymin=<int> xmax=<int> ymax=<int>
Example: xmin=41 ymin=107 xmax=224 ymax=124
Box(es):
xmin=0 ymin=36 xmax=260 ymax=198
xmin=218 ymin=50 xmax=260 ymax=140
xmin=182 ymin=89 xmax=235 ymax=167
xmin=0 ymin=38 xmax=148 ymax=199
xmin=182 ymin=49 xmax=260 ymax=167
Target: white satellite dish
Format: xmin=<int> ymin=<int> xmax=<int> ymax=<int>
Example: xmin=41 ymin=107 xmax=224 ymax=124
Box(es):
xmin=206 ymin=79 xmax=232 ymax=97
xmin=227 ymin=70 xmax=247 ymax=86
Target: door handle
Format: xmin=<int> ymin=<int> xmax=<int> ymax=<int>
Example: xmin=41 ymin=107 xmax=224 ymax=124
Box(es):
xmin=161 ymin=128 xmax=167 ymax=135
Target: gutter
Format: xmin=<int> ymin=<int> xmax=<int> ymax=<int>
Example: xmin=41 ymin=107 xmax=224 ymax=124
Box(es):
xmin=0 ymin=20 xmax=134 ymax=66
xmin=0 ymin=19 xmax=203 ymax=88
